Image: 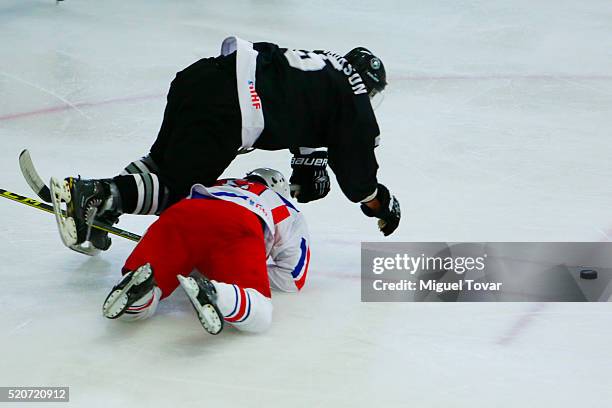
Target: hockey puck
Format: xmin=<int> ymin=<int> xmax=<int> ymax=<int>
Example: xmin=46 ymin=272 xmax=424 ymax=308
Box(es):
xmin=580 ymin=269 xmax=598 ymax=280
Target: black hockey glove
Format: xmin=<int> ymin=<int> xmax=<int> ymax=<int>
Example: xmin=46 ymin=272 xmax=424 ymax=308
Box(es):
xmin=289 ymin=151 xmax=331 ymax=203
xmin=360 ymin=184 xmax=401 ymax=236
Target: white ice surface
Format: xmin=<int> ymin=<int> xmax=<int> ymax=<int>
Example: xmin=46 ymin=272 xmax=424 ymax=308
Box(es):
xmin=1 ymin=1 xmax=612 ymax=407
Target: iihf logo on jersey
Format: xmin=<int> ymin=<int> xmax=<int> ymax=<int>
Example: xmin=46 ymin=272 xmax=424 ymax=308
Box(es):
xmin=247 ymin=80 xmax=261 ymax=109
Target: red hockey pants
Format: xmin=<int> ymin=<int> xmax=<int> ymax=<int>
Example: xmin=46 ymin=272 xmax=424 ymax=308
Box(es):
xmin=123 ymin=198 xmax=271 ymax=298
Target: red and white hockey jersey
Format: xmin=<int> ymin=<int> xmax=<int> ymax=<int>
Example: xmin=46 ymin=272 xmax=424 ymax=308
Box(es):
xmin=189 ymin=179 xmax=310 ymax=292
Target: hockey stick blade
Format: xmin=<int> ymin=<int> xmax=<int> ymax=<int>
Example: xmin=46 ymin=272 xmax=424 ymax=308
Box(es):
xmin=19 ymin=149 xmax=52 ymax=203
xmin=0 ymin=188 xmax=141 ymax=242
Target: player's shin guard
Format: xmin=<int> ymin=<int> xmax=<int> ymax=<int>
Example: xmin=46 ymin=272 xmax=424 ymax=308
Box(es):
xmin=112 ymin=173 xmax=170 ymax=215
xmin=120 ymin=155 xmax=160 ymax=176
xmin=212 ymin=281 xmax=273 ymax=333
xmin=103 ymin=264 xmax=160 ymax=321
xmin=113 ymin=155 xmax=171 ymax=215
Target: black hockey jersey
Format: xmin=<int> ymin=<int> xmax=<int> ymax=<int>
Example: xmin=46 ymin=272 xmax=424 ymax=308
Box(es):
xmin=220 ymin=37 xmax=381 ymax=203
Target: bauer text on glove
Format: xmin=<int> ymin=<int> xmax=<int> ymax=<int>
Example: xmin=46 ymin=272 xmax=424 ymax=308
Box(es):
xmin=289 ymin=151 xmax=331 ymax=203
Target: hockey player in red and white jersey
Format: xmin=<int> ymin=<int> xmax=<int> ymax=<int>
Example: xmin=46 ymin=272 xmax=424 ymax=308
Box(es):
xmin=101 ymin=168 xmax=309 ymax=335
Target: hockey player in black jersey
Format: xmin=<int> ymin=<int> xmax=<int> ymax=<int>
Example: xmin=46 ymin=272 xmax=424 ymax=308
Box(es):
xmin=50 ymin=36 xmax=401 ymax=254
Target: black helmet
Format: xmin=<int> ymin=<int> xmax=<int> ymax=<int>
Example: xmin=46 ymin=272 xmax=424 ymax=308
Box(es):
xmin=344 ymin=47 xmax=387 ymax=97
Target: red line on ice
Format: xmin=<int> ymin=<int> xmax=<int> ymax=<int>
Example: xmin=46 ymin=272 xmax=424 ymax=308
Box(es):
xmin=496 ymin=302 xmax=546 ymax=346
xmin=0 ymin=93 xmax=164 ymax=122
xmin=2 ymin=74 xmax=611 ymax=122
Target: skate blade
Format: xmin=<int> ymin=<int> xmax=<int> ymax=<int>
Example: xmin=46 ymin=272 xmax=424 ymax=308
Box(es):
xmin=69 ymin=242 xmax=100 ymax=257
xmin=178 ymin=276 xmax=223 ymax=335
xmin=50 ymin=177 xmax=78 ymax=248
xmin=103 ymin=264 xmax=152 ymax=319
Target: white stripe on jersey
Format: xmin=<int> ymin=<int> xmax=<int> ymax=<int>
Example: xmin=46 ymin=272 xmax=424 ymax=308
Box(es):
xmin=149 ymin=173 xmax=160 ymax=215
xmin=134 ymin=160 xmax=149 ymax=174
xmin=221 ymin=36 xmax=264 ymax=149
xmin=133 ymin=174 xmax=145 ymax=214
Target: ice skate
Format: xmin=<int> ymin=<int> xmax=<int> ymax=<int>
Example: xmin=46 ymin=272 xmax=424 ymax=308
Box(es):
xmin=178 ymin=275 xmax=224 ymax=335
xmin=88 ymin=211 xmax=120 ymax=252
xmin=103 ymin=263 xmax=157 ymax=319
xmin=50 ymin=176 xmax=116 ymax=256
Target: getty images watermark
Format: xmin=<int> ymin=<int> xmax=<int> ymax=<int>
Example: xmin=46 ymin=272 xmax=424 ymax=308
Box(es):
xmin=371 ymin=252 xmax=500 ymax=293
xmin=361 ymin=242 xmax=612 ymax=302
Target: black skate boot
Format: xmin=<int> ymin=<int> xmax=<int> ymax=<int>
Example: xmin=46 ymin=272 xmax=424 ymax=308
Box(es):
xmin=87 ymin=210 xmax=121 ymax=252
xmin=103 ymin=263 xmax=157 ymax=319
xmin=178 ymin=275 xmax=224 ymax=335
xmin=50 ymin=176 xmax=119 ymax=256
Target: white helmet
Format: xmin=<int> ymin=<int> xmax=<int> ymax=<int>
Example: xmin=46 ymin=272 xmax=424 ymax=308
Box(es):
xmin=245 ymin=168 xmax=290 ymax=197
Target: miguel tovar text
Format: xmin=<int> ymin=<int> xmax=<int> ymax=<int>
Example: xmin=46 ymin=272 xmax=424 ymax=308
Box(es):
xmin=373 ymin=279 xmax=502 ymax=293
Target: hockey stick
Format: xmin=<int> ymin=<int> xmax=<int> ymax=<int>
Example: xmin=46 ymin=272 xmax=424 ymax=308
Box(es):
xmin=19 ymin=149 xmax=52 ymax=203
xmin=21 ymin=147 xmax=255 ymax=204
xmin=0 ymin=188 xmax=141 ymax=242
